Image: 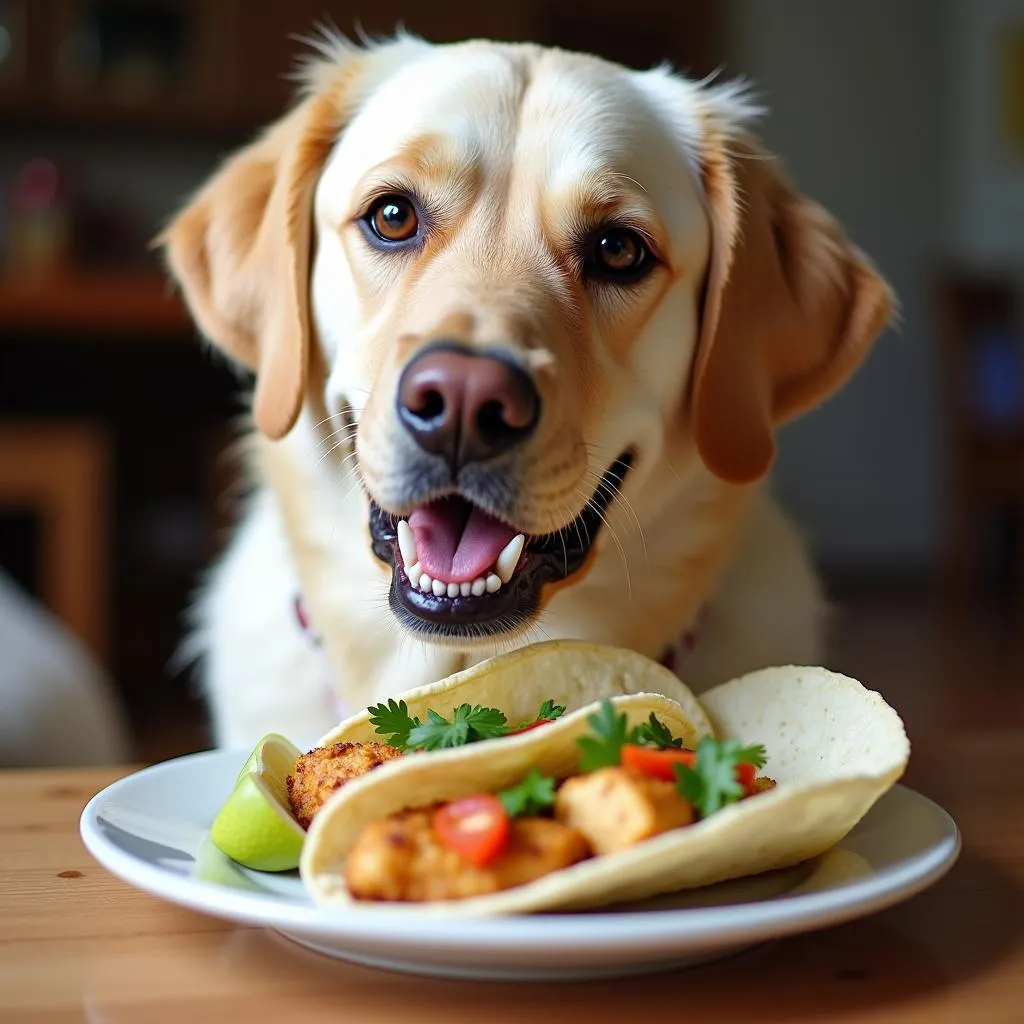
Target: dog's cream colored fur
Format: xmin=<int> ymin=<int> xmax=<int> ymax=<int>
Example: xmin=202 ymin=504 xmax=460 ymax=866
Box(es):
xmin=162 ymin=34 xmax=894 ymax=751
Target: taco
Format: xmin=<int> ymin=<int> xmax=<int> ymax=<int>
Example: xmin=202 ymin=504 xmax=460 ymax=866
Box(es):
xmin=284 ymin=640 xmax=710 ymax=829
xmin=299 ymin=664 xmax=909 ymax=915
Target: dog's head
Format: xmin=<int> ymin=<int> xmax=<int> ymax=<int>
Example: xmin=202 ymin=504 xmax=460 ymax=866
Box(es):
xmin=161 ymin=33 xmax=894 ymax=645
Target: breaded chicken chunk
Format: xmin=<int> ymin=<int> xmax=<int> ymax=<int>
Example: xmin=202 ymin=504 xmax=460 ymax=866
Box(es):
xmin=750 ymin=776 xmax=777 ymax=794
xmin=345 ymin=809 xmax=590 ymax=902
xmin=286 ymin=741 xmax=402 ymax=829
xmin=554 ymin=766 xmax=694 ymax=854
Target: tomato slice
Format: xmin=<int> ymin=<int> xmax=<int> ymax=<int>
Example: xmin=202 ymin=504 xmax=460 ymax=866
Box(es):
xmin=620 ymin=744 xmax=696 ymax=781
xmin=508 ymin=718 xmax=555 ymax=736
xmin=735 ymin=762 xmax=758 ymax=794
xmin=432 ymin=794 xmax=511 ymax=867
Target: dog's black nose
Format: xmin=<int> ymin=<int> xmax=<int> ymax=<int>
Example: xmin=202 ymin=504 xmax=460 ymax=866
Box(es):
xmin=397 ymin=345 xmax=540 ymax=469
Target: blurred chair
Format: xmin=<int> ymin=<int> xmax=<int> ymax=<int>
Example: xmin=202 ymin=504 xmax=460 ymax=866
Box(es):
xmin=0 ymin=419 xmax=131 ymax=766
xmin=0 ymin=420 xmax=111 ymax=663
xmin=0 ymin=566 xmax=130 ymax=767
xmin=935 ymin=269 xmax=1024 ymax=609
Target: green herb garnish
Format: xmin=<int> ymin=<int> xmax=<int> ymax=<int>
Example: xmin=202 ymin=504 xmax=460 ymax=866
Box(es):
xmin=536 ymin=699 xmax=566 ymax=721
xmin=367 ymin=698 xmax=421 ymax=751
xmin=497 ymin=768 xmax=558 ymax=818
xmin=673 ymin=737 xmax=768 ymax=817
xmin=405 ymin=704 xmax=510 ymax=750
xmin=369 ymin=697 xmax=569 ymax=751
xmin=575 ymin=702 xmax=687 ymax=769
xmin=576 ymin=699 xmax=633 ymax=771
xmin=630 ymin=712 xmax=684 ymax=749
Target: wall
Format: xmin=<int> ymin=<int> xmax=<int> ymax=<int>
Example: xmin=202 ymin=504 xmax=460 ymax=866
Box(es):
xmin=725 ymin=0 xmax=951 ymax=573
xmin=948 ymin=0 xmax=1024 ymax=266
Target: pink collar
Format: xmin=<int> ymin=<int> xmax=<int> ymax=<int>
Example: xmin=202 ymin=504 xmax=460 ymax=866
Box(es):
xmin=658 ymin=605 xmax=708 ymax=674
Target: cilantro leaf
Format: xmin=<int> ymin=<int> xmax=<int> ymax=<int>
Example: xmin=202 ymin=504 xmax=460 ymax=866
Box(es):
xmin=367 ymin=698 xmax=420 ymax=750
xmin=497 ymin=768 xmax=558 ymax=818
xmin=510 ymin=699 xmax=568 ymax=732
xmin=453 ymin=703 xmax=510 ymax=740
xmin=404 ymin=703 xmax=510 ymax=750
xmin=406 ymin=709 xmax=470 ymax=750
xmin=537 ymin=699 xmax=566 ymax=721
xmin=674 ymin=736 xmax=768 ymax=817
xmin=734 ymin=742 xmax=767 ymax=771
xmin=629 ymin=712 xmax=684 ymax=749
xmin=576 ymin=699 xmax=632 ymax=772
xmin=370 ymin=697 xmax=574 ymax=752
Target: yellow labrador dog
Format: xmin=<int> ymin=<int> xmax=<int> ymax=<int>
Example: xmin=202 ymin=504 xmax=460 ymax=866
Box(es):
xmin=161 ymin=32 xmax=894 ymax=751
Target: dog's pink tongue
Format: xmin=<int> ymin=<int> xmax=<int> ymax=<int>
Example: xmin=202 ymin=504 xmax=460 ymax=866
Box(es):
xmin=409 ymin=499 xmax=517 ymax=584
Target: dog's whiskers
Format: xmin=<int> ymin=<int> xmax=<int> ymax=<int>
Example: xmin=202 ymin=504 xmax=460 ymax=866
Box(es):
xmin=582 ymin=468 xmax=649 ymax=571
xmin=329 ymin=463 xmax=372 ymax=545
xmin=308 ymin=410 xmax=350 ymax=433
xmin=309 ymin=419 xmax=358 ymax=454
xmin=329 ymin=445 xmax=364 ymax=480
xmin=310 ymin=429 xmax=360 ymax=473
xmin=337 ymin=461 xmax=370 ymax=505
xmin=551 ymin=508 xmax=571 ymax=577
xmin=570 ymin=483 xmax=633 ymax=599
xmin=316 ymin=422 xmax=359 ymax=447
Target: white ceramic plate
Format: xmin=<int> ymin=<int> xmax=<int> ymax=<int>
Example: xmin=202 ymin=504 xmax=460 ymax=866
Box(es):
xmin=80 ymin=749 xmax=960 ymax=981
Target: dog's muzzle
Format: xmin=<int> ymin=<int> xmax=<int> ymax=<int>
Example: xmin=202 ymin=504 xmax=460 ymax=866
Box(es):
xmin=366 ymin=341 xmax=632 ymax=642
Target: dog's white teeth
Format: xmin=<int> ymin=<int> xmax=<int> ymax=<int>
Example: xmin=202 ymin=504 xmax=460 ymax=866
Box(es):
xmin=495 ymin=534 xmax=525 ymax=585
xmin=399 ymin=521 xmax=521 ymax=599
xmin=409 ymin=568 xmax=497 ymax=599
xmin=397 ymin=520 xmax=417 ymax=568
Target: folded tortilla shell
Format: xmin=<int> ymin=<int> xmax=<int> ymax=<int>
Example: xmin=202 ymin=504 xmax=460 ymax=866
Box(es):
xmin=301 ymin=663 xmax=909 ymax=916
xmin=315 ymin=638 xmax=712 ymax=747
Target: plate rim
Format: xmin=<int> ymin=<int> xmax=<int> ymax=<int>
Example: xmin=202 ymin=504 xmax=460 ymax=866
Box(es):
xmin=79 ymin=748 xmax=961 ymax=952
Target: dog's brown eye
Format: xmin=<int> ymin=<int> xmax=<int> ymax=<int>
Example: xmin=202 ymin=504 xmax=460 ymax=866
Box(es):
xmin=588 ymin=228 xmax=649 ymax=278
xmin=368 ymin=196 xmax=419 ymax=242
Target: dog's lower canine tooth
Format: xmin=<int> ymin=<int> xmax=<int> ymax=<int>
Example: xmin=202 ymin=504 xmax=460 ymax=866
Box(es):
xmin=471 ymin=578 xmax=486 ymax=597
xmin=485 ymin=574 xmax=501 ymax=593
xmin=495 ymin=534 xmax=525 ymax=584
xmin=397 ymin=520 xmax=417 ymax=568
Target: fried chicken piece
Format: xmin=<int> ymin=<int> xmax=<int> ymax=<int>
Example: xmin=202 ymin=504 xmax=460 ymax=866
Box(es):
xmin=554 ymin=765 xmax=694 ymax=855
xmin=286 ymin=741 xmax=403 ymax=829
xmin=750 ymin=776 xmax=777 ymax=795
xmin=345 ymin=809 xmax=590 ymax=902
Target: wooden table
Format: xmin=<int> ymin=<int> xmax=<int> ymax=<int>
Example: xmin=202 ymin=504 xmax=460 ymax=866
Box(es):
xmin=1 ymin=725 xmax=1021 ymax=1024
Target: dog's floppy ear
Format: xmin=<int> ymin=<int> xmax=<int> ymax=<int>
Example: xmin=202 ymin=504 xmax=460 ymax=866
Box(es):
xmin=158 ymin=87 xmax=347 ymax=439
xmin=692 ymin=131 xmax=896 ymax=484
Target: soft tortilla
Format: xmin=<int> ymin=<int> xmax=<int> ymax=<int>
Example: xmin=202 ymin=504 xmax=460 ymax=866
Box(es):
xmin=300 ymin=660 xmax=909 ymax=916
xmin=315 ymin=638 xmax=712 ymax=747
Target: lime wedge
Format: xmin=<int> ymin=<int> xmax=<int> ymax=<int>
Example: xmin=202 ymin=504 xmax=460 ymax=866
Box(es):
xmin=210 ymin=734 xmax=305 ymax=872
xmin=234 ymin=733 xmax=302 ymax=788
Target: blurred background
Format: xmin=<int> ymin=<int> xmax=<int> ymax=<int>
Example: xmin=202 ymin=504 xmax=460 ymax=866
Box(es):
xmin=1 ymin=0 xmax=1022 ymax=767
